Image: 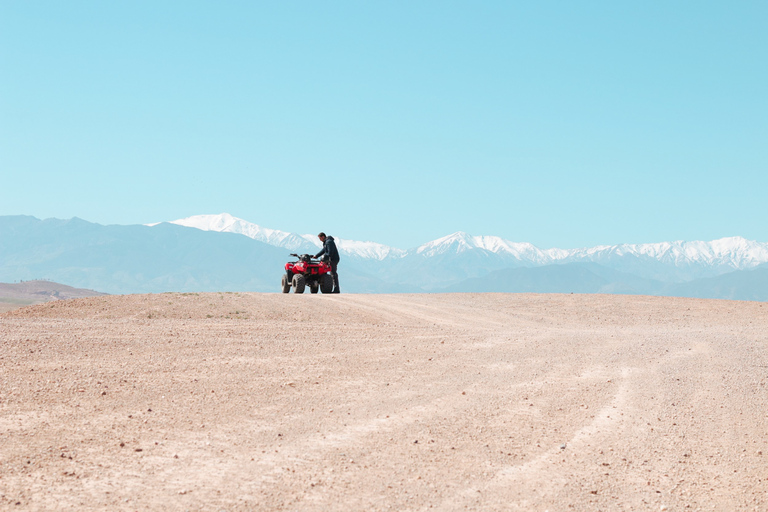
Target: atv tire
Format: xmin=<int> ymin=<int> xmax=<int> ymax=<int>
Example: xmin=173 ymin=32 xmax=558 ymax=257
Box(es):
xmin=292 ymin=274 xmax=306 ymax=294
xmin=320 ymin=274 xmax=333 ymax=294
xmin=281 ymin=274 xmax=291 ymax=293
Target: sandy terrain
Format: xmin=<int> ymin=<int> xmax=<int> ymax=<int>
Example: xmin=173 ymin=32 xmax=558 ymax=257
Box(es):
xmin=1 ymin=292 xmax=766 ymax=511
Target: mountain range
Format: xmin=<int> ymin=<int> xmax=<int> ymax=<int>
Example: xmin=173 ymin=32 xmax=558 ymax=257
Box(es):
xmin=1 ymin=213 xmax=767 ymax=300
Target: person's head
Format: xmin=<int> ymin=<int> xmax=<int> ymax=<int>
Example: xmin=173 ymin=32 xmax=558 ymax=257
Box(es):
xmin=318 ymin=232 xmax=326 ymax=242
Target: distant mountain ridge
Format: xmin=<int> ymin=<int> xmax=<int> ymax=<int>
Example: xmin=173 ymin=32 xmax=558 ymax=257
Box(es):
xmin=1 ymin=214 xmax=767 ymax=299
xmin=163 ymin=213 xmax=768 ymax=278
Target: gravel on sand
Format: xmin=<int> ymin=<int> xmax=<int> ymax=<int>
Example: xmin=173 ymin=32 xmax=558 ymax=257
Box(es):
xmin=1 ymin=292 xmax=767 ymax=510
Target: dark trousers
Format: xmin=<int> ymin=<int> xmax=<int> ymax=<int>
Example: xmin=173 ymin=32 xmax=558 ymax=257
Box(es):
xmin=330 ymin=260 xmax=340 ymax=292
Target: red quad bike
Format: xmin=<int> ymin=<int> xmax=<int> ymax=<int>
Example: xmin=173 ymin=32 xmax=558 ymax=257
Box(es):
xmin=282 ymin=254 xmax=334 ymax=294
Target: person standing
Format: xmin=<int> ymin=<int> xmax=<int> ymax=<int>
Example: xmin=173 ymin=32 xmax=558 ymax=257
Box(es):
xmin=315 ymin=232 xmax=340 ymax=293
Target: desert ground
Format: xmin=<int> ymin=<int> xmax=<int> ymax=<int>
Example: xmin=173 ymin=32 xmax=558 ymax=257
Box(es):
xmin=1 ymin=292 xmax=766 ymax=511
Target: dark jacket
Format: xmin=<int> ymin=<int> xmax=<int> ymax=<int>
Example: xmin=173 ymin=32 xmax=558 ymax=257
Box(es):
xmin=315 ymin=236 xmax=340 ymax=263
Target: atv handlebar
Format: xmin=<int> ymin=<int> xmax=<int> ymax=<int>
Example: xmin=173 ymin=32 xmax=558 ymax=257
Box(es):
xmin=290 ymin=253 xmax=329 ymax=263
xmin=290 ymin=253 xmax=317 ymax=261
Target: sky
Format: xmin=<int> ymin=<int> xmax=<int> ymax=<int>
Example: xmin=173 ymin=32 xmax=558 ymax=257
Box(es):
xmin=1 ymin=1 xmax=766 ymax=250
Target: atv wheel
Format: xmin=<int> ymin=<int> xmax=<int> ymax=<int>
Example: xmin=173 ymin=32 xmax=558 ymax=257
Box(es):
xmin=310 ymin=283 xmax=319 ymax=294
xmin=320 ymin=274 xmax=333 ymax=294
xmin=281 ymin=274 xmax=291 ymax=293
xmin=292 ymin=274 xmax=306 ymax=294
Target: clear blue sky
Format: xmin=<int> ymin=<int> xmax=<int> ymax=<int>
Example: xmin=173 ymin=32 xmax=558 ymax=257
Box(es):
xmin=2 ymin=1 xmax=766 ymax=249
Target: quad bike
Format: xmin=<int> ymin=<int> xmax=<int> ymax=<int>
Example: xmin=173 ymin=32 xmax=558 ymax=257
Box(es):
xmin=282 ymin=254 xmax=334 ymax=294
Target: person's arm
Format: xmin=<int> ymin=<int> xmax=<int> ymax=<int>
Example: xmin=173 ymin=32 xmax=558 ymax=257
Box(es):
xmin=314 ymin=244 xmax=326 ymax=259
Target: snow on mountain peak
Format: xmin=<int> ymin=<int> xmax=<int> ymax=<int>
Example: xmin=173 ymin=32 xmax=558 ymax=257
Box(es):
xmin=415 ymin=231 xmax=552 ymax=263
xmin=560 ymin=236 xmax=768 ymax=271
xmin=332 ymin=238 xmax=406 ymax=260
xmin=293 ymin=234 xmax=407 ymax=259
xmin=158 ymin=214 xmax=768 ymax=270
xmin=186 ymin=213 xmax=237 ymax=231
xmin=416 ymin=232 xmax=473 ymax=254
xmin=165 ymin=214 xmax=405 ymax=260
xmin=169 ymin=213 xmax=310 ymax=250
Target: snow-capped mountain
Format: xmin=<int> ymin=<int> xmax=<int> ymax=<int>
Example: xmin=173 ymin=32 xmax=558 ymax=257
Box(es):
xmin=164 ymin=213 xmax=405 ymax=260
xmin=555 ymin=237 xmax=768 ymax=282
xmin=565 ymin=237 xmax=768 ymax=270
xmin=334 ymin=238 xmax=406 ymax=260
xmin=161 ymin=214 xmax=768 ymax=276
xmin=168 ymin=213 xmax=311 ymax=251
xmin=4 ymin=214 xmax=768 ymax=298
xmin=414 ymin=231 xmax=561 ymax=264
xmin=411 ymin=231 xmax=768 ymax=276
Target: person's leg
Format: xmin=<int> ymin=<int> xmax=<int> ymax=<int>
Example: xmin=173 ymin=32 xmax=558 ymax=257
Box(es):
xmin=331 ymin=261 xmax=340 ymax=293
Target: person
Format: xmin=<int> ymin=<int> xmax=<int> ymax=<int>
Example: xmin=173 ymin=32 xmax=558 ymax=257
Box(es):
xmin=314 ymin=232 xmax=340 ymax=293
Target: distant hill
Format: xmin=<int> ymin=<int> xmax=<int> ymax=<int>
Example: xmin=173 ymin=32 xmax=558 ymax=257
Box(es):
xmin=0 ymin=280 xmax=106 ymax=300
xmin=666 ymin=265 xmax=768 ymax=301
xmin=0 ymin=280 xmax=107 ymax=312
xmin=442 ymin=262 xmax=768 ymax=301
xmin=441 ymin=263 xmax=665 ymax=295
